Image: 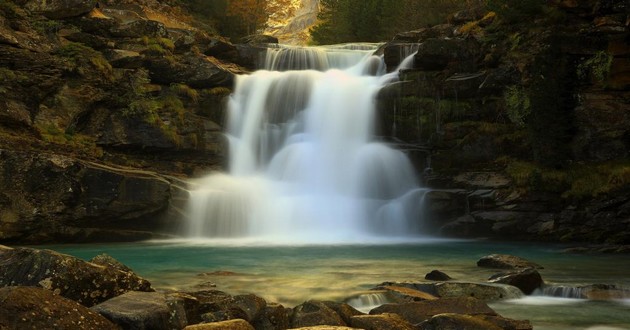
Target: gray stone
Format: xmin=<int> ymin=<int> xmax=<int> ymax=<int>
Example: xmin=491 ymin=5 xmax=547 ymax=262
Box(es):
xmin=26 ymin=0 xmax=96 ymax=19
xmin=92 ymin=291 xmax=185 ymax=329
xmin=477 ymin=254 xmax=544 ymax=270
xmin=290 ymin=300 xmax=346 ymax=328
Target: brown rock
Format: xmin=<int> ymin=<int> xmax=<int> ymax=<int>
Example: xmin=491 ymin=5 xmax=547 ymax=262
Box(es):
xmin=370 ymin=297 xmax=497 ymax=324
xmin=477 ymin=254 xmax=544 ymax=269
xmin=185 ymin=319 xmax=254 ymax=330
xmin=350 ymin=313 xmax=416 ymax=330
xmin=291 ymin=300 xmax=346 ymax=328
xmin=0 ymin=286 xmax=118 ymax=330
xmin=425 ymin=270 xmax=453 ymax=281
xmin=0 ymin=246 xmax=153 ymax=307
xmin=488 ymin=268 xmax=544 ymax=294
xmin=418 ymin=313 xmax=532 ymax=330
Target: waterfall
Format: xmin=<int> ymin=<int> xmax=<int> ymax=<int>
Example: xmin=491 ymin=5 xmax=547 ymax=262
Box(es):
xmin=345 ymin=291 xmax=394 ymax=313
xmin=186 ymin=44 xmax=427 ymax=244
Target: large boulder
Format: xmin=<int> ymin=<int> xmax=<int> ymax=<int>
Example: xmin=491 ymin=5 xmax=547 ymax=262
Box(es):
xmin=488 ymin=268 xmax=544 ymax=294
xmin=477 ymin=254 xmax=544 ymax=270
xmin=381 ymin=282 xmax=523 ymax=302
xmin=0 ymin=246 xmax=153 ymax=306
xmin=0 ymin=150 xmax=171 ymax=243
xmin=290 ymin=300 xmax=347 ymax=328
xmin=0 ymin=286 xmax=118 ymax=330
xmin=91 ymin=291 xmax=190 ymax=329
xmin=370 ymin=297 xmax=497 ymax=324
xmin=184 ymin=319 xmax=254 ymax=330
xmin=25 ymin=0 xmax=96 ymax=19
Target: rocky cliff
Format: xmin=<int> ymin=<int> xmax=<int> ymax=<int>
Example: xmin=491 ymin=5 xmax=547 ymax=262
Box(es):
xmin=0 ymin=0 xmax=628 ymax=245
xmin=377 ymin=0 xmax=630 ymax=244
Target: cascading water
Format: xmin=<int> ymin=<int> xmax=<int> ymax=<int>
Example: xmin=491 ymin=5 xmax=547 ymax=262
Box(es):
xmin=186 ymin=44 xmax=427 ymax=244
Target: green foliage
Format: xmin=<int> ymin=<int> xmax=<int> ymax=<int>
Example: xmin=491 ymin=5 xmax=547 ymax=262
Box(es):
xmin=0 ymin=0 xmax=21 ymax=18
xmin=577 ymin=51 xmax=613 ymax=85
xmin=36 ymin=123 xmax=104 ymax=158
xmin=170 ymin=83 xmax=199 ymax=102
xmin=141 ymin=36 xmax=175 ymax=55
xmin=311 ymin=0 xmax=472 ymax=44
xmin=485 ymin=0 xmax=545 ymax=23
xmin=31 ymin=19 xmax=63 ymax=35
xmin=55 ymin=42 xmax=113 ymax=80
xmin=504 ymin=85 xmax=530 ymax=127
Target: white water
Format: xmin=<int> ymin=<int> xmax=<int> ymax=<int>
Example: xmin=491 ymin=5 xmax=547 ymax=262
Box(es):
xmin=186 ymin=44 xmax=427 ymax=244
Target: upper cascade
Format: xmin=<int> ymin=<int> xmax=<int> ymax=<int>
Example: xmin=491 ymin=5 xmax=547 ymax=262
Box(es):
xmin=261 ymin=43 xmax=384 ymax=72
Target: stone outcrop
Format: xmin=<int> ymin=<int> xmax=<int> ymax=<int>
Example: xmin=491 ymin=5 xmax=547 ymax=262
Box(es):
xmin=488 ymin=268 xmax=544 ymax=295
xmin=0 ymin=286 xmax=119 ymax=330
xmin=0 ymin=246 xmax=153 ymax=306
xmin=0 ymin=150 xmax=173 ymax=243
xmin=477 ymin=254 xmax=544 ymax=270
xmin=380 ymin=282 xmax=523 ymax=302
xmin=370 ymin=297 xmax=497 ymax=324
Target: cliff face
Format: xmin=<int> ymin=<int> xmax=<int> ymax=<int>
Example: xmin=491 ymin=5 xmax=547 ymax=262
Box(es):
xmin=0 ymin=0 xmax=628 ymax=245
xmin=264 ymin=0 xmax=319 ymax=45
xmin=377 ymin=0 xmax=630 ymax=244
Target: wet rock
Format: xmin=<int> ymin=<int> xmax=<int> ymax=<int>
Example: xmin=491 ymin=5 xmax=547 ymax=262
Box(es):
xmin=204 ymin=37 xmax=239 ymax=62
xmin=477 ymin=254 xmax=544 ymax=270
xmin=0 ymin=246 xmax=153 ymax=307
xmin=377 ymin=285 xmax=439 ymax=301
xmin=418 ymin=313 xmax=532 ymax=330
xmin=0 ymin=150 xmax=171 ymax=243
xmin=184 ymin=319 xmax=254 ymax=330
xmin=240 ymin=34 xmax=279 ymax=44
xmin=425 ymin=270 xmax=453 ymax=281
xmin=413 ymin=38 xmax=481 ymax=72
xmin=488 ymin=268 xmax=544 ymax=295
xmin=90 ymin=253 xmax=133 ymax=273
xmin=370 ymin=297 xmax=497 ymax=324
xmin=350 ymin=313 xmax=416 ymax=330
xmin=25 ymin=0 xmax=96 ymax=19
xmin=385 ymin=282 xmax=523 ymax=302
xmin=290 ymin=300 xmax=346 ymax=328
xmin=92 ymin=291 xmax=187 ymax=329
xmin=320 ymin=301 xmax=364 ymax=325
xmin=145 ymin=53 xmax=234 ymax=88
xmin=0 ymin=286 xmax=118 ymax=330
xmin=233 ymin=294 xmax=267 ymax=323
xmin=188 ymin=290 xmax=272 ymax=325
xmin=251 ymin=303 xmax=291 ymax=330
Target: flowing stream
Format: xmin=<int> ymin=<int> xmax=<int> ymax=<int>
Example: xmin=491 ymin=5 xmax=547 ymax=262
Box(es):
xmin=186 ymin=44 xmax=427 ymax=244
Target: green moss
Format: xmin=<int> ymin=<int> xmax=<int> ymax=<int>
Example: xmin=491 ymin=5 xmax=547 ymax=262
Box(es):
xmin=505 ymin=158 xmax=630 ymax=199
xmin=504 ymin=85 xmax=530 ymax=127
xmin=577 ymin=51 xmax=613 ymax=85
xmin=141 ymin=37 xmax=175 ymax=55
xmin=36 ymin=123 xmax=104 ymax=158
xmin=170 ymin=83 xmax=199 ymax=102
xmin=55 ymin=42 xmax=113 ymax=80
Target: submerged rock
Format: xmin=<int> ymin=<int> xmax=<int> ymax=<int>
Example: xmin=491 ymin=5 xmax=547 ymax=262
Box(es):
xmin=477 ymin=254 xmax=544 ymax=270
xmin=488 ymin=268 xmax=544 ymax=295
xmin=0 ymin=246 xmax=152 ymax=306
xmin=0 ymin=286 xmax=118 ymax=330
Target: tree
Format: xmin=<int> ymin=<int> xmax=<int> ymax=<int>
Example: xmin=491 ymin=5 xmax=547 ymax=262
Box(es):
xmin=226 ymin=0 xmax=269 ymax=36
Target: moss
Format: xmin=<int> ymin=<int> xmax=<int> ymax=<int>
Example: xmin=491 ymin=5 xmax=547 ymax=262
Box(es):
xmin=504 ymin=158 xmax=630 ymax=199
xmin=55 ymin=42 xmax=113 ymax=80
xmin=170 ymin=83 xmax=199 ymax=102
xmin=504 ymin=85 xmax=530 ymax=127
xmin=141 ymin=37 xmax=175 ymax=55
xmin=36 ymin=124 xmax=104 ymax=158
xmin=577 ymin=51 xmax=613 ymax=86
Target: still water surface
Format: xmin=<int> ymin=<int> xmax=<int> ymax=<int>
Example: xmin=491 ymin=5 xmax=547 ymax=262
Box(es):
xmin=41 ymin=239 xmax=630 ymax=329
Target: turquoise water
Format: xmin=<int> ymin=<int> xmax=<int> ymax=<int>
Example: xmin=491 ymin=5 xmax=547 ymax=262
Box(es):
xmin=39 ymin=240 xmax=630 ymax=329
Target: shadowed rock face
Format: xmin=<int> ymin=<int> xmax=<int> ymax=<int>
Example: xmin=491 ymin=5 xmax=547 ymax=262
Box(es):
xmin=0 ymin=246 xmax=153 ymax=306
xmin=0 ymin=286 xmax=119 ymax=330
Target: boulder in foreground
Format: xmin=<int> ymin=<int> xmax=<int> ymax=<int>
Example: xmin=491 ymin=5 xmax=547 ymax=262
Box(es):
xmin=0 ymin=286 xmax=118 ymax=330
xmin=0 ymin=246 xmax=152 ymax=306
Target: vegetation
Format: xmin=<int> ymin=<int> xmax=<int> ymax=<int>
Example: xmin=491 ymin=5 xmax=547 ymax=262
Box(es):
xmin=577 ymin=51 xmax=613 ymax=86
xmin=55 ymin=42 xmax=114 ymax=80
xmin=485 ymin=0 xmax=544 ymax=23
xmin=311 ymin=0 xmax=481 ymax=44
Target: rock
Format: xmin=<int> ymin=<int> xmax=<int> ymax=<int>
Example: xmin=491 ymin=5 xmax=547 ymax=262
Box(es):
xmin=251 ymin=303 xmax=291 ymax=330
xmin=320 ymin=301 xmax=364 ymax=325
xmin=488 ymin=268 xmax=544 ymax=295
xmin=25 ymin=0 xmax=96 ymax=19
xmin=233 ymin=294 xmax=267 ymax=323
xmin=477 ymin=254 xmax=544 ymax=270
xmin=370 ymin=297 xmax=497 ymax=324
xmin=418 ymin=313 xmax=532 ymax=330
xmin=204 ymin=37 xmax=239 ymax=62
xmin=145 ymin=53 xmax=234 ymax=88
xmin=184 ymin=319 xmax=254 ymax=330
xmin=0 ymin=150 xmax=172 ymax=243
xmin=287 ymin=327 xmax=358 ymax=330
xmin=0 ymin=286 xmax=118 ymax=330
xmin=290 ymin=300 xmax=346 ymax=328
xmin=240 ymin=34 xmax=279 ymax=44
xmin=92 ymin=291 xmax=189 ymax=329
xmin=0 ymin=246 xmax=153 ymax=307
xmin=90 ymin=253 xmax=133 ymax=273
xmin=580 ymin=284 xmax=630 ymax=300
xmin=111 ymin=19 xmax=168 ymax=38
xmin=350 ymin=313 xmax=416 ymax=330
xmin=413 ymin=38 xmax=480 ymax=72
xmin=425 ymin=270 xmax=453 ymax=281
xmin=377 ymin=285 xmax=439 ymax=301
xmin=386 ymin=282 xmax=523 ymax=302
